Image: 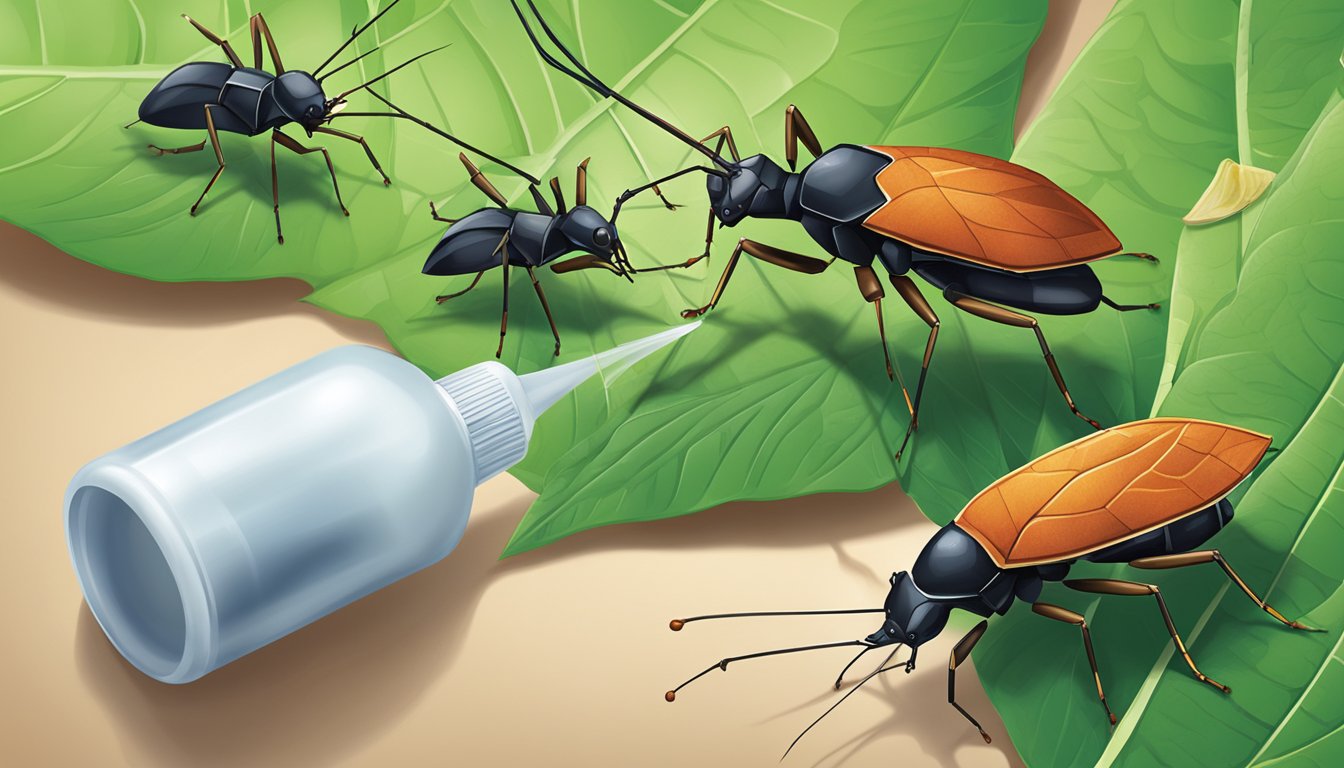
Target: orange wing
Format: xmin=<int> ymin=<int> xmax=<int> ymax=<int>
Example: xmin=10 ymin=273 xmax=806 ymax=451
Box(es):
xmin=861 ymin=146 xmax=1122 ymax=272
xmin=955 ymin=418 xmax=1271 ymax=568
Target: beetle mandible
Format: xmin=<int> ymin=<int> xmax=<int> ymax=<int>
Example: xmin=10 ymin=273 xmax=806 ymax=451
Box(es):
xmin=513 ymin=0 xmax=1162 ymax=458
xmin=662 ymin=418 xmax=1322 ymax=756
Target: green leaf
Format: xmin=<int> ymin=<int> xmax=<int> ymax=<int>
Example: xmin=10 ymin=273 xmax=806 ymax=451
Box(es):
xmin=0 ymin=0 xmax=1061 ymax=548
xmin=976 ymin=13 xmax=1344 ymax=764
xmin=1100 ymin=366 xmax=1344 ymax=768
xmin=1156 ymin=90 xmax=1344 ymax=446
xmin=1154 ymin=0 xmax=1344 ymax=405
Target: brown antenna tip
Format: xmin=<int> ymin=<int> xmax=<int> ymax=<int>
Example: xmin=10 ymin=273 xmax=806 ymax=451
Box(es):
xmin=980 ymin=731 xmax=992 ymax=744
xmin=669 ymin=619 xmax=685 ymax=631
xmin=665 ymin=691 xmax=676 ymax=702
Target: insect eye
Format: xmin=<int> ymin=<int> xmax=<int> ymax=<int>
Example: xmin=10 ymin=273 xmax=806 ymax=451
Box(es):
xmin=593 ymin=228 xmax=611 ymax=246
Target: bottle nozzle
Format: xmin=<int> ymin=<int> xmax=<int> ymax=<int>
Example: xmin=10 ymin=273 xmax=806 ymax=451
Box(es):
xmin=518 ymin=321 xmax=701 ymax=416
xmin=437 ymin=322 xmax=700 ymax=485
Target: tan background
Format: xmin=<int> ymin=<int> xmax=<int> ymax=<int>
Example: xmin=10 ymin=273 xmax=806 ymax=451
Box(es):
xmin=0 ymin=3 xmax=1112 ymax=766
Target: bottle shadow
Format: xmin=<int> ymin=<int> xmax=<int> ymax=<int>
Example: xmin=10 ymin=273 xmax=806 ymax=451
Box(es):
xmin=75 ymin=481 xmax=918 ymax=767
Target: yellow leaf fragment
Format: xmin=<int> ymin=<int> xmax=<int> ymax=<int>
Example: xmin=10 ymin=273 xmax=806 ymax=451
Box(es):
xmin=1183 ymin=159 xmax=1276 ymax=225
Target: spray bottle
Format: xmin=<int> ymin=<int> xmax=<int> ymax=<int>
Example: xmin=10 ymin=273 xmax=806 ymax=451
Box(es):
xmin=64 ymin=323 xmax=698 ymax=683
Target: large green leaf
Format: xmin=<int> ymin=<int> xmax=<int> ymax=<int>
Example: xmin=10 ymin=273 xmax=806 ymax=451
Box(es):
xmin=0 ymin=0 xmax=1073 ymax=550
xmin=976 ymin=13 xmax=1344 ymax=764
xmin=1154 ymin=0 xmax=1344 ymax=405
xmin=505 ymin=0 xmax=1243 ymax=554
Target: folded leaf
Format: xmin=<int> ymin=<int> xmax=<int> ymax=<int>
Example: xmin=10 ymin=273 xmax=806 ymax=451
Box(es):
xmin=1182 ymin=158 xmax=1275 ymax=225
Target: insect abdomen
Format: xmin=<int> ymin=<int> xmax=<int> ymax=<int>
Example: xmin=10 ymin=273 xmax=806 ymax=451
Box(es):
xmin=423 ymin=208 xmax=518 ymax=276
xmin=139 ymin=62 xmax=240 ymax=130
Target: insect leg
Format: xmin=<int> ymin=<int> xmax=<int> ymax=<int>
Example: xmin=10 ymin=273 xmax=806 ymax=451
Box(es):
xmin=699 ymin=126 xmax=742 ymax=162
xmin=694 ymin=130 xmax=734 ymax=248
xmin=248 ymin=13 xmax=285 ymax=73
xmin=854 ymin=265 xmax=897 ymax=381
xmin=189 ymin=105 xmax=227 ymax=216
xmin=427 ymin=206 xmax=459 ymax=224
xmin=452 ymin=152 xmax=506 ymax=207
xmin=1118 ymin=251 xmax=1159 ymax=263
xmin=616 ymin=245 xmax=703 ymax=274
xmin=946 ymin=290 xmax=1103 ymax=430
xmin=181 ymin=15 xmax=243 ymax=68
xmin=526 ymin=266 xmax=562 ymax=357
xmin=1064 ymin=578 xmax=1231 ymax=693
xmin=619 ymin=258 xmax=705 ymax=273
xmin=1032 ymin=603 xmax=1117 ymax=725
xmin=610 ymin=165 xmax=721 ymax=222
xmin=948 ymin=620 xmax=992 ymax=744
xmin=1101 ymin=295 xmax=1162 ymax=312
xmin=890 ymin=276 xmax=940 ymax=459
xmin=681 ymin=239 xmax=831 ymax=318
xmin=269 ymin=131 xmax=284 ymax=244
xmin=701 ymin=206 xmax=716 ymax=261
xmin=784 ymin=105 xmax=823 ymax=170
xmin=273 ymin=130 xmax=349 ymax=216
xmin=436 ymin=271 xmax=486 ymax=304
xmin=426 ymin=152 xmax=539 ymax=220
xmin=550 ymin=255 xmax=622 ymax=275
xmin=1129 ymin=550 xmax=1324 ymax=632
xmin=311 ymin=126 xmax=391 ymax=185
xmin=147 ymin=140 xmax=206 ymax=156
xmin=495 ymin=233 xmax=513 ymax=359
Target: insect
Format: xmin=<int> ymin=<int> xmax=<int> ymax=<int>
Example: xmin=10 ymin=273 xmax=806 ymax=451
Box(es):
xmin=513 ymin=0 xmax=1162 ymax=458
xmin=132 ymin=0 xmax=438 ymax=243
xmin=661 ymin=418 xmax=1322 ymax=757
xmin=361 ymin=92 xmax=701 ymax=358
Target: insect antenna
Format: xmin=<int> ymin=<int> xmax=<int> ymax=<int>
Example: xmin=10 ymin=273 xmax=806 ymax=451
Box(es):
xmin=338 ymin=88 xmax=542 ymax=186
xmin=669 ymin=608 xmax=884 ymax=631
xmin=313 ymin=0 xmax=404 ymax=78
xmin=333 ymin=46 xmax=450 ymax=102
xmin=782 ymin=653 xmax=906 ymax=760
xmin=665 ymin=640 xmax=870 ymax=702
xmin=316 ymin=46 xmax=380 ymax=84
xmin=510 ymin=0 xmax=732 ymax=171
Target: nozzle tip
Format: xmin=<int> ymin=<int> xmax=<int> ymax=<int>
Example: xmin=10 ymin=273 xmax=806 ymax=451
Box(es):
xmin=669 ymin=619 xmax=685 ymax=631
xmin=665 ymin=691 xmax=676 ymax=702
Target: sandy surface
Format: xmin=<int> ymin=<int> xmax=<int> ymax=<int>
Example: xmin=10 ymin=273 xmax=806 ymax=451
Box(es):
xmin=0 ymin=3 xmax=1110 ymax=765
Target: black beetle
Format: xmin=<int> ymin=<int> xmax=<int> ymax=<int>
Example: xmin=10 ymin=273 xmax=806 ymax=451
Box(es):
xmin=134 ymin=0 xmax=439 ymax=242
xmin=662 ymin=418 xmax=1322 ymax=757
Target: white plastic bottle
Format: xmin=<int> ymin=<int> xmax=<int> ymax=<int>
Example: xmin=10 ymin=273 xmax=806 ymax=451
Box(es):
xmin=64 ymin=323 xmax=698 ymax=683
